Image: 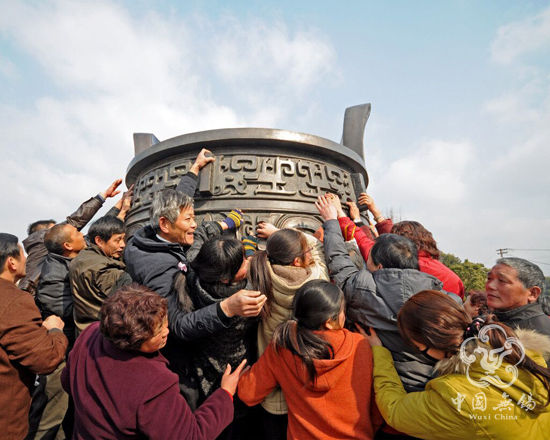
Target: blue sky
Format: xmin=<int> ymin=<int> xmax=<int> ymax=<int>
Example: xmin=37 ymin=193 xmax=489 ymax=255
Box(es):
xmin=1 ymin=0 xmax=549 ymax=274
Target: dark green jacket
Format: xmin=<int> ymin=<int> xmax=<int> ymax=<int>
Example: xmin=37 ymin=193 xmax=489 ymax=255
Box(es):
xmin=69 ymin=244 xmax=131 ymax=335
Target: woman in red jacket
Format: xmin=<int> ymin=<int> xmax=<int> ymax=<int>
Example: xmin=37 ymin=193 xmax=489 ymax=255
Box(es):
xmin=336 ymin=193 xmax=465 ymax=298
xmin=61 ymin=284 xmax=247 ymax=440
xmin=238 ymin=280 xmax=382 ymax=440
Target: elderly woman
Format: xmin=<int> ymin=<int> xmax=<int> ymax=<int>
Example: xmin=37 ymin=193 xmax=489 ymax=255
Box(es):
xmin=61 ymin=284 xmax=246 ymax=440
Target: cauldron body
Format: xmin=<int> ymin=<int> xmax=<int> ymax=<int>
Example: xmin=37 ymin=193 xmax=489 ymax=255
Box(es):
xmin=125 ymin=112 xmax=370 ymax=237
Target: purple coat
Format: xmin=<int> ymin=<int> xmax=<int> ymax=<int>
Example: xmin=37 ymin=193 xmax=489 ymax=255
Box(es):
xmin=61 ymin=322 xmax=233 ymax=439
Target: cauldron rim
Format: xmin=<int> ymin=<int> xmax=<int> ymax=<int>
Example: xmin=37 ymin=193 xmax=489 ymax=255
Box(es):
xmin=126 ymin=127 xmax=366 ymax=187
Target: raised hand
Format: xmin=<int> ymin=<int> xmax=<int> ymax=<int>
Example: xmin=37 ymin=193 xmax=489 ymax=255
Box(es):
xmin=190 ymin=148 xmax=216 ymax=174
xmin=117 ymin=184 xmax=135 ymax=221
xmin=325 ymin=193 xmax=345 ymax=217
xmin=256 ymin=222 xmax=279 ymax=239
xmin=315 ymin=195 xmax=338 ymax=221
xmin=345 ymin=200 xmax=360 ymax=221
xmin=358 ymin=193 xmax=384 ymax=222
xmin=100 ymin=179 xmax=123 ymax=200
xmin=221 ymin=209 xmax=243 ymax=230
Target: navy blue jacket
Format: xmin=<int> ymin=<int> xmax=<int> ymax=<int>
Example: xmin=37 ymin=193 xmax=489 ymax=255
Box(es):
xmin=124 ymin=172 xmax=230 ymax=342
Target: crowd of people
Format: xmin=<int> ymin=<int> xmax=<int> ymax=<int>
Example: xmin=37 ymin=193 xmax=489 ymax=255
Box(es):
xmin=1 ymin=148 xmax=549 ymax=440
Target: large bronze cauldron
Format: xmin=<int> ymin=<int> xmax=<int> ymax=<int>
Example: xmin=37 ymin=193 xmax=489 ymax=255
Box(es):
xmin=125 ymin=104 xmax=371 ymax=237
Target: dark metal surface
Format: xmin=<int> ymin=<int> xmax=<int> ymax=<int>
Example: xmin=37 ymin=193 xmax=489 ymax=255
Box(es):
xmin=124 ymin=106 xmax=371 ymax=237
xmin=342 ymin=104 xmax=371 ymax=159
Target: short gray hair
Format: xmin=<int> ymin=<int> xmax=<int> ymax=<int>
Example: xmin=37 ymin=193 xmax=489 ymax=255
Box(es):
xmin=150 ymin=189 xmax=193 ymax=231
xmin=496 ymin=257 xmax=546 ymax=296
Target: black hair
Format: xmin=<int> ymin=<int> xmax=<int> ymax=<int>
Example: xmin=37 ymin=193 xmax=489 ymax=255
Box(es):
xmin=88 ymin=216 xmax=125 ymax=243
xmin=44 ymin=224 xmax=71 ymax=256
xmin=27 ymin=220 xmax=56 ymax=236
xmin=190 ymin=235 xmax=244 ymax=284
xmin=272 ymin=280 xmax=344 ymax=386
xmin=0 ymin=233 xmax=21 ymax=272
xmin=371 ymin=233 xmax=419 ymax=270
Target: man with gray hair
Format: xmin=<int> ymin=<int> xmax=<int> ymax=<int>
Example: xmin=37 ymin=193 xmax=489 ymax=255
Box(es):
xmin=125 ymin=149 xmax=262 ymax=327
xmin=124 ymin=149 xmax=265 ymax=407
xmin=486 ymin=257 xmax=550 ymax=336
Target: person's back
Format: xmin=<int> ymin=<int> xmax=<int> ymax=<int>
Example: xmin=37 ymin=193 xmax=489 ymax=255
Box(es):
xmin=249 ymin=226 xmax=329 ymax=357
xmin=320 ymin=209 xmax=458 ymax=392
xmin=367 ymin=267 xmax=446 ymax=391
xmin=0 ymin=233 xmax=67 ymax=439
xmin=241 ymin=329 xmax=379 ymax=439
xmin=248 ymin=226 xmax=329 ymax=420
xmin=239 ymin=280 xmax=382 ymax=440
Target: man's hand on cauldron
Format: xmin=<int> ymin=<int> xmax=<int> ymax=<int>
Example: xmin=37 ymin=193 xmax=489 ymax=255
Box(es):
xmin=315 ymin=195 xmax=338 ymax=221
xmin=256 ymin=222 xmax=279 ymax=239
xmin=324 ymin=192 xmax=346 ymax=218
xmin=190 ymin=148 xmax=216 ymax=175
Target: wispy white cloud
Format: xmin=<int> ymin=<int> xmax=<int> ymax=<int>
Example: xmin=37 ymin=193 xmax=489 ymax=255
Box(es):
xmin=210 ymin=17 xmax=339 ymax=93
xmin=0 ymin=55 xmax=17 ymax=78
xmin=377 ymin=139 xmax=474 ymax=204
xmin=490 ymin=6 xmax=550 ymax=65
xmin=0 ymin=0 xmax=338 ymax=241
xmin=362 ymin=5 xmax=550 ymax=269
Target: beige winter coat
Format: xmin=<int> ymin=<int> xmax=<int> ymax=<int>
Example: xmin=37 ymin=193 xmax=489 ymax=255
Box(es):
xmin=257 ymin=232 xmax=329 ymax=414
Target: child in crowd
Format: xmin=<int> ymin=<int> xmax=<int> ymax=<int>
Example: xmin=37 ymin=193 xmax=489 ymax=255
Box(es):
xmin=248 ymin=222 xmax=329 ymax=438
xmin=238 ymin=280 xmax=383 ymax=440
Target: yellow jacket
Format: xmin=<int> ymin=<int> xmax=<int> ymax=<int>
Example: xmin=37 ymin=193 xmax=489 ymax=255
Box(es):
xmin=257 ymin=231 xmax=329 ymax=414
xmin=372 ymin=330 xmax=550 ymax=439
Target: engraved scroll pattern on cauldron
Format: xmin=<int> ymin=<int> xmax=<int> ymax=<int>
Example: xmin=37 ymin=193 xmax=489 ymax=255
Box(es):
xmin=132 ymin=161 xmax=192 ymax=211
xmin=131 ymin=154 xmax=354 ymax=211
xmin=212 ymin=155 xmax=353 ymax=199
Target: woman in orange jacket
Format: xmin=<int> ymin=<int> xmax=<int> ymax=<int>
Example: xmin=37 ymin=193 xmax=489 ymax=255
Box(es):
xmin=238 ymin=280 xmax=382 ymax=440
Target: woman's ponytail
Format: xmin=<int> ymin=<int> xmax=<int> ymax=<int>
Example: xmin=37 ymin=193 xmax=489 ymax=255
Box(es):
xmin=273 ymin=318 xmax=334 ymax=386
xmin=248 ymin=229 xmax=307 ymax=317
xmin=248 ymin=250 xmax=273 ymax=317
xmin=271 ymin=280 xmax=344 ymax=386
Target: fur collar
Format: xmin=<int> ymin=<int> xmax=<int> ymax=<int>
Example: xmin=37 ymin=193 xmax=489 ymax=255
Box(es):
xmin=270 ymin=263 xmax=312 ymax=287
xmin=435 ymin=329 xmax=550 ymax=377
